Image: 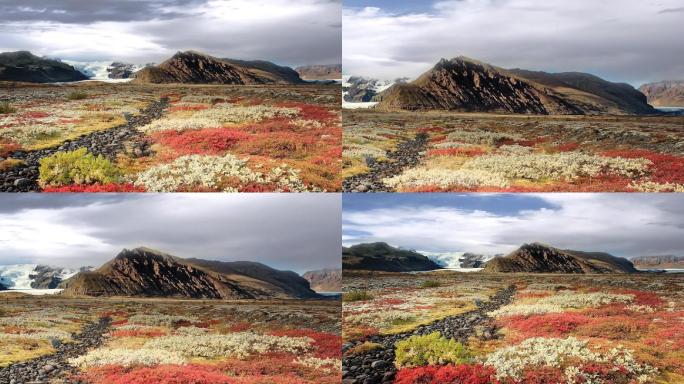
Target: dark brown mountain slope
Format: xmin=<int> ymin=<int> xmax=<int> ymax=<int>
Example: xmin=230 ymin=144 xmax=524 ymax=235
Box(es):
xmin=483 ymin=243 xmax=636 ymax=273
xmin=378 ymin=57 xmax=655 ymax=115
xmin=0 ymin=51 xmax=88 ymax=83
xmin=303 ymin=268 xmax=341 ymax=292
xmin=133 ymin=51 xmax=304 ymax=85
xmin=639 ymin=80 xmax=684 ymax=107
xmin=343 ymin=242 xmax=441 ymax=272
xmin=60 ymin=247 xmax=318 ymax=299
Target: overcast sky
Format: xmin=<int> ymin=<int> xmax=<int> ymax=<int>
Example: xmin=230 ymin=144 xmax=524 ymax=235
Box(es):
xmin=0 ymin=0 xmax=341 ymax=66
xmin=343 ymin=194 xmax=684 ymax=258
xmin=0 ymin=194 xmax=341 ymax=274
xmin=343 ymin=0 xmax=684 ymax=86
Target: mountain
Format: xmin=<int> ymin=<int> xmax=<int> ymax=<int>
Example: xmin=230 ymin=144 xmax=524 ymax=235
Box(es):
xmin=59 ymin=247 xmax=319 ymax=299
xmin=107 ymin=62 xmax=137 ymax=79
xmin=296 ymin=64 xmax=342 ymax=80
xmin=0 ymin=264 xmax=82 ymax=289
xmin=483 ymin=243 xmax=637 ymax=273
xmin=132 ymin=51 xmax=304 ymax=85
xmin=639 ymin=80 xmax=684 ymax=107
xmin=377 ymin=57 xmax=656 ymax=115
xmin=0 ymin=51 xmax=88 ymax=83
xmin=342 ymin=76 xmax=405 ymax=102
xmin=631 ymin=255 xmax=684 ymax=269
xmin=303 ymin=268 xmax=341 ymax=292
xmin=343 ymin=242 xmax=442 ymax=272
xmin=424 ymin=252 xmax=494 ymax=269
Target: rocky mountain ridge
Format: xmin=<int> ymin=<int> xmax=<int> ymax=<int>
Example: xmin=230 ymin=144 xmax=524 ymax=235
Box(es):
xmin=639 ymin=80 xmax=684 ymax=107
xmin=296 ymin=64 xmax=341 ymax=80
xmin=303 ymin=268 xmax=342 ymax=292
xmin=377 ymin=56 xmax=656 ymax=115
xmin=483 ymin=243 xmax=637 ymax=273
xmin=343 ymin=242 xmax=442 ymax=272
xmin=0 ymin=51 xmax=88 ymax=83
xmin=59 ymin=247 xmax=319 ymax=299
xmin=630 ymin=255 xmax=684 ymax=269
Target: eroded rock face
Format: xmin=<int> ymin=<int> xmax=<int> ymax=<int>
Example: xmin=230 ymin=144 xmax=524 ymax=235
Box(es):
xmin=378 ymin=56 xmax=655 ymax=115
xmin=133 ymin=51 xmax=303 ymax=85
xmin=631 ymin=255 xmax=684 ymax=269
xmin=343 ymin=242 xmax=442 ymax=272
xmin=483 ymin=243 xmax=637 ymax=273
xmin=107 ymin=62 xmax=135 ymax=79
xmin=295 ymin=64 xmax=341 ymax=80
xmin=303 ymin=268 xmax=341 ymax=292
xmin=639 ymin=80 xmax=684 ymax=107
xmin=0 ymin=51 xmax=88 ymax=83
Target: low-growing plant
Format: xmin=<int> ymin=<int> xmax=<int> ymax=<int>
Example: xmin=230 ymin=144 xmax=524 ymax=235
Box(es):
xmin=421 ymin=280 xmax=441 ymax=288
xmin=67 ymin=91 xmax=88 ymax=100
xmin=346 ymin=341 xmax=382 ymax=356
xmin=38 ymin=148 xmax=122 ymax=187
xmin=394 ymin=364 xmax=499 ymax=384
xmin=395 ymin=332 xmax=472 ymax=368
xmin=343 ymin=290 xmax=373 ymax=302
xmin=0 ymin=101 xmax=16 ymax=114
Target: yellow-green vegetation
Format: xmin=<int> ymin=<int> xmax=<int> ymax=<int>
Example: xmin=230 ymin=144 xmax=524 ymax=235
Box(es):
xmin=0 ymin=338 xmax=55 ymax=367
xmin=382 ymin=301 xmax=475 ymax=335
xmin=420 ymin=280 xmax=441 ymax=288
xmin=394 ymin=332 xmax=472 ymax=368
xmin=38 ymin=148 xmax=122 ymax=186
xmin=0 ymin=158 xmax=24 ymax=172
xmin=346 ymin=341 xmax=382 ymax=356
xmin=67 ymin=91 xmax=88 ymax=100
xmin=0 ymin=101 xmax=16 ymax=114
xmin=343 ymin=290 xmax=373 ymax=302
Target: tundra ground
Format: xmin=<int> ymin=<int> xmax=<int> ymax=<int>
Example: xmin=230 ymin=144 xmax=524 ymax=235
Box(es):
xmin=0 ymin=82 xmax=341 ymax=192
xmin=343 ymin=110 xmax=684 ymax=192
xmin=0 ymin=294 xmax=341 ymax=384
xmin=342 ymin=271 xmax=684 ymax=384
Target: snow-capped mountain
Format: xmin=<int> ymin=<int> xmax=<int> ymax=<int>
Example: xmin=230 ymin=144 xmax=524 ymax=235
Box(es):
xmin=0 ymin=264 xmax=85 ymax=289
xmin=420 ymin=251 xmax=495 ymax=270
xmin=63 ymin=61 xmax=145 ymax=82
xmin=342 ymin=75 xmax=398 ymax=103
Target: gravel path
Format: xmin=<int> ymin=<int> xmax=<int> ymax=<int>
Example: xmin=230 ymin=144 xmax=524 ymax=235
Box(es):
xmin=0 ymin=97 xmax=168 ymax=192
xmin=0 ymin=317 xmax=111 ymax=384
xmin=342 ymin=286 xmax=516 ymax=384
xmin=343 ymin=133 xmax=428 ymax=192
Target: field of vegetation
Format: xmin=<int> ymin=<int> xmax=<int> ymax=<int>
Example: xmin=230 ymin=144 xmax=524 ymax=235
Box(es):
xmin=0 ymin=82 xmax=340 ymax=192
xmin=343 ymin=110 xmax=684 ymax=192
xmin=0 ymin=294 xmax=341 ymax=383
xmin=342 ymin=271 xmax=684 ymax=384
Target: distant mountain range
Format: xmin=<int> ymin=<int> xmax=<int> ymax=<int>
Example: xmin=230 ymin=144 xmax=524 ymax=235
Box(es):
xmin=342 ymin=242 xmax=442 ymax=272
xmin=296 ymin=64 xmax=341 ymax=80
xmin=0 ymin=51 xmax=87 ymax=83
xmin=483 ymin=243 xmax=637 ymax=273
xmin=303 ymin=268 xmax=341 ymax=292
xmin=639 ymin=80 xmax=684 ymax=107
xmin=0 ymin=264 xmax=89 ymax=289
xmin=346 ymin=56 xmax=661 ymax=115
xmin=58 ymin=247 xmax=319 ymax=299
xmin=630 ymin=255 xmax=684 ymax=269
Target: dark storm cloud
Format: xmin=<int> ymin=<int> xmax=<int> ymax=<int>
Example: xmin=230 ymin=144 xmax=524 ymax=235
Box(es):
xmin=0 ymin=0 xmax=205 ymax=24
xmin=0 ymin=194 xmax=341 ymax=274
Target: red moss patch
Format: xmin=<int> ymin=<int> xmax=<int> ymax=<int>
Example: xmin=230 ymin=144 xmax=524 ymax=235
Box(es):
xmin=42 ymin=183 xmax=145 ymax=192
xmin=603 ymin=149 xmax=684 ymax=184
xmin=152 ymin=128 xmax=250 ymax=155
xmin=394 ymin=364 xmax=499 ymax=384
xmin=75 ymin=365 xmax=236 ymax=384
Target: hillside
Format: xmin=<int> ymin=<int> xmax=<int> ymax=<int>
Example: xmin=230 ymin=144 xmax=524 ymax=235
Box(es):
xmin=343 ymin=242 xmax=441 ymax=272
xmin=377 ymin=57 xmax=655 ymax=115
xmin=0 ymin=51 xmax=88 ymax=83
xmin=639 ymin=80 xmax=684 ymax=107
xmin=59 ymin=247 xmax=319 ymax=299
xmin=631 ymin=255 xmax=684 ymax=269
xmin=483 ymin=243 xmax=636 ymax=273
xmin=296 ymin=64 xmax=342 ymax=80
xmin=133 ymin=51 xmax=304 ymax=85
xmin=303 ymin=268 xmax=341 ymax=292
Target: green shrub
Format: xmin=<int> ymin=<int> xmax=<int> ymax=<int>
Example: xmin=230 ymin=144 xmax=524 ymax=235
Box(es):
xmin=0 ymin=101 xmax=16 ymax=114
xmin=67 ymin=91 xmax=88 ymax=100
xmin=38 ymin=148 xmax=121 ymax=186
xmin=343 ymin=290 xmax=373 ymax=302
xmin=420 ymin=280 xmax=441 ymax=288
xmin=395 ymin=332 xmax=472 ymax=368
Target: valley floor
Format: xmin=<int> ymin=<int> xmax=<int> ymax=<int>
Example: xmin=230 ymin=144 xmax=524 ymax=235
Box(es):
xmin=342 ymin=271 xmax=684 ymax=384
xmin=0 ymin=295 xmax=341 ymax=383
xmin=0 ymin=82 xmax=341 ymax=192
xmin=343 ymin=110 xmax=684 ymax=192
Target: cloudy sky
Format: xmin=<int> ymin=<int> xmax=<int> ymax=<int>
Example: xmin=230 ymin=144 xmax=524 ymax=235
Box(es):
xmin=0 ymin=0 xmax=341 ymax=66
xmin=343 ymin=194 xmax=684 ymax=258
xmin=343 ymin=0 xmax=684 ymax=86
xmin=0 ymin=194 xmax=341 ymax=274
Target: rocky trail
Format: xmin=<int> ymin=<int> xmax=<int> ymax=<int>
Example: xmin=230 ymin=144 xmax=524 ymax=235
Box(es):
xmin=0 ymin=317 xmax=111 ymax=384
xmin=0 ymin=97 xmax=168 ymax=192
xmin=343 ymin=133 xmax=428 ymax=193
xmin=341 ymin=286 xmax=516 ymax=384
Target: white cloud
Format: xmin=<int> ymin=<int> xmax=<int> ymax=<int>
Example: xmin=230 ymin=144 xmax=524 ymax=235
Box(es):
xmin=343 ymin=0 xmax=684 ymax=85
xmin=343 ymin=194 xmax=684 ymax=258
